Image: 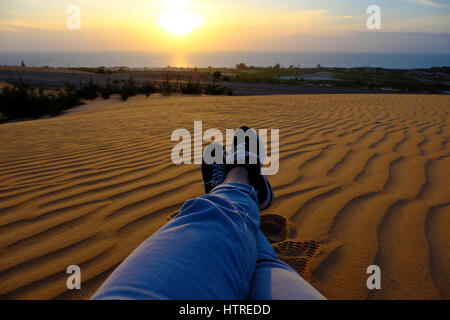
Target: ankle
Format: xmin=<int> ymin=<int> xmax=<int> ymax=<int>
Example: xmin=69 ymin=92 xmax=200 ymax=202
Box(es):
xmin=224 ymin=167 xmax=250 ymax=185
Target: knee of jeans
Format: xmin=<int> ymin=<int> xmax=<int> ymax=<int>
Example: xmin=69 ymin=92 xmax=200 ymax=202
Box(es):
xmin=172 ymin=196 xmax=219 ymax=222
xmin=211 ymin=183 xmax=259 ymax=205
xmin=177 ymin=196 xmax=207 ymax=213
xmin=176 ymin=194 xmax=258 ymax=229
xmin=204 ymin=190 xmax=260 ymax=227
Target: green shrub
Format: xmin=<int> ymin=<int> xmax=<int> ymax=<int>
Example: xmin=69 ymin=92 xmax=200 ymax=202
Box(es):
xmin=100 ymin=78 xmax=119 ymax=99
xmin=158 ymin=74 xmax=175 ymax=96
xmin=139 ymin=81 xmax=157 ymax=97
xmin=212 ymin=71 xmax=222 ymax=81
xmin=77 ymin=78 xmax=99 ymax=100
xmin=0 ymin=76 xmax=83 ymax=121
xmin=203 ymin=81 xmax=228 ymax=95
xmin=180 ymin=79 xmax=203 ymax=94
xmin=119 ymin=75 xmax=138 ymax=101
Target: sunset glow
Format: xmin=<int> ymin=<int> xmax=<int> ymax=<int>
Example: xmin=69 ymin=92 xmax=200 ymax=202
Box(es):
xmin=0 ymin=0 xmax=449 ymax=52
xmin=156 ymin=0 xmax=205 ymax=36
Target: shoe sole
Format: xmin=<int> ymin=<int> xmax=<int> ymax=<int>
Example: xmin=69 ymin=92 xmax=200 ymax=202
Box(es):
xmin=232 ymin=126 xmax=274 ymax=210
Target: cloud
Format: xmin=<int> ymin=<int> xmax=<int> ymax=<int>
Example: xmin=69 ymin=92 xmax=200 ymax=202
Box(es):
xmin=405 ymin=0 xmax=448 ymax=8
xmin=258 ymin=31 xmax=450 ymax=53
xmin=209 ymin=8 xmax=358 ymax=35
xmin=0 ymin=21 xmax=69 ymax=34
xmin=383 ymin=15 xmax=450 ymax=33
xmin=0 ymin=23 xmax=46 ymax=32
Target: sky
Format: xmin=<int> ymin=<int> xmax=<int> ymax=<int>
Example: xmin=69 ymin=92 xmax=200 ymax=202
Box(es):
xmin=0 ymin=0 xmax=449 ymax=53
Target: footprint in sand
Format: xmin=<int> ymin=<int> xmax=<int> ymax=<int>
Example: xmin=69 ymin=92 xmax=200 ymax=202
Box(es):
xmin=260 ymin=213 xmax=297 ymax=243
xmin=260 ymin=214 xmax=320 ymax=280
xmin=273 ymin=240 xmax=321 ymax=281
xmin=260 ymin=214 xmax=288 ymax=243
xmin=274 ymin=240 xmax=320 ymax=258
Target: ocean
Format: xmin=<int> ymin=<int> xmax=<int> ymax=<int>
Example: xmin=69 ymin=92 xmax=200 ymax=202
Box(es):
xmin=0 ymin=51 xmax=449 ymax=69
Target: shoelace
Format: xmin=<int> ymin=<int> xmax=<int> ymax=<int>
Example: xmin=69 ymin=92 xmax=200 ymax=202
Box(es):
xmin=230 ymin=142 xmax=261 ymax=165
xmin=235 ymin=142 xmax=247 ymax=162
xmin=206 ymin=163 xmax=227 ymax=186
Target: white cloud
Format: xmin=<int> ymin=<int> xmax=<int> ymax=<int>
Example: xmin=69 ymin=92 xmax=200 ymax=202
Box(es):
xmin=383 ymin=14 xmax=450 ymax=33
xmin=405 ymin=0 xmax=448 ymax=8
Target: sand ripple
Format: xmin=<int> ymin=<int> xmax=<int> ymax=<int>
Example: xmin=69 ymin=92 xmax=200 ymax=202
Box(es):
xmin=0 ymin=94 xmax=449 ymax=299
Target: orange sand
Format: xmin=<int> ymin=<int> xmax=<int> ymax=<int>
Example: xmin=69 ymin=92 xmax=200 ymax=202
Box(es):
xmin=0 ymin=94 xmax=448 ymax=300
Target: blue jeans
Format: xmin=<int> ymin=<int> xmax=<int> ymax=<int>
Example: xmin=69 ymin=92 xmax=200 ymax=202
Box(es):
xmin=92 ymin=183 xmax=325 ymax=300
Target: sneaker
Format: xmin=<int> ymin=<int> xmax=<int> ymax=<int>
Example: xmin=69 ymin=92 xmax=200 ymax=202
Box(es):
xmin=226 ymin=126 xmax=274 ymax=210
xmin=201 ymin=142 xmax=227 ymax=194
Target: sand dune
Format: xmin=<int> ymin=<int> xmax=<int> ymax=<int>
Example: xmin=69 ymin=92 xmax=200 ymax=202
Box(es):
xmin=0 ymin=94 xmax=449 ymax=300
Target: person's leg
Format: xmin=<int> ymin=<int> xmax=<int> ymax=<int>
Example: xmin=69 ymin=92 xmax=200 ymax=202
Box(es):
xmin=92 ymin=168 xmax=260 ymax=300
xmin=248 ymin=231 xmax=326 ymax=300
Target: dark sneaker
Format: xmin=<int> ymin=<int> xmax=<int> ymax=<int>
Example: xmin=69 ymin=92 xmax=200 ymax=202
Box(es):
xmin=226 ymin=126 xmax=274 ymax=210
xmin=201 ymin=143 xmax=227 ymax=194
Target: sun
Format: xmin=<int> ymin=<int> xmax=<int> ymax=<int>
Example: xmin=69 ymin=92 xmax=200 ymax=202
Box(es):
xmin=157 ymin=0 xmax=205 ymax=36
